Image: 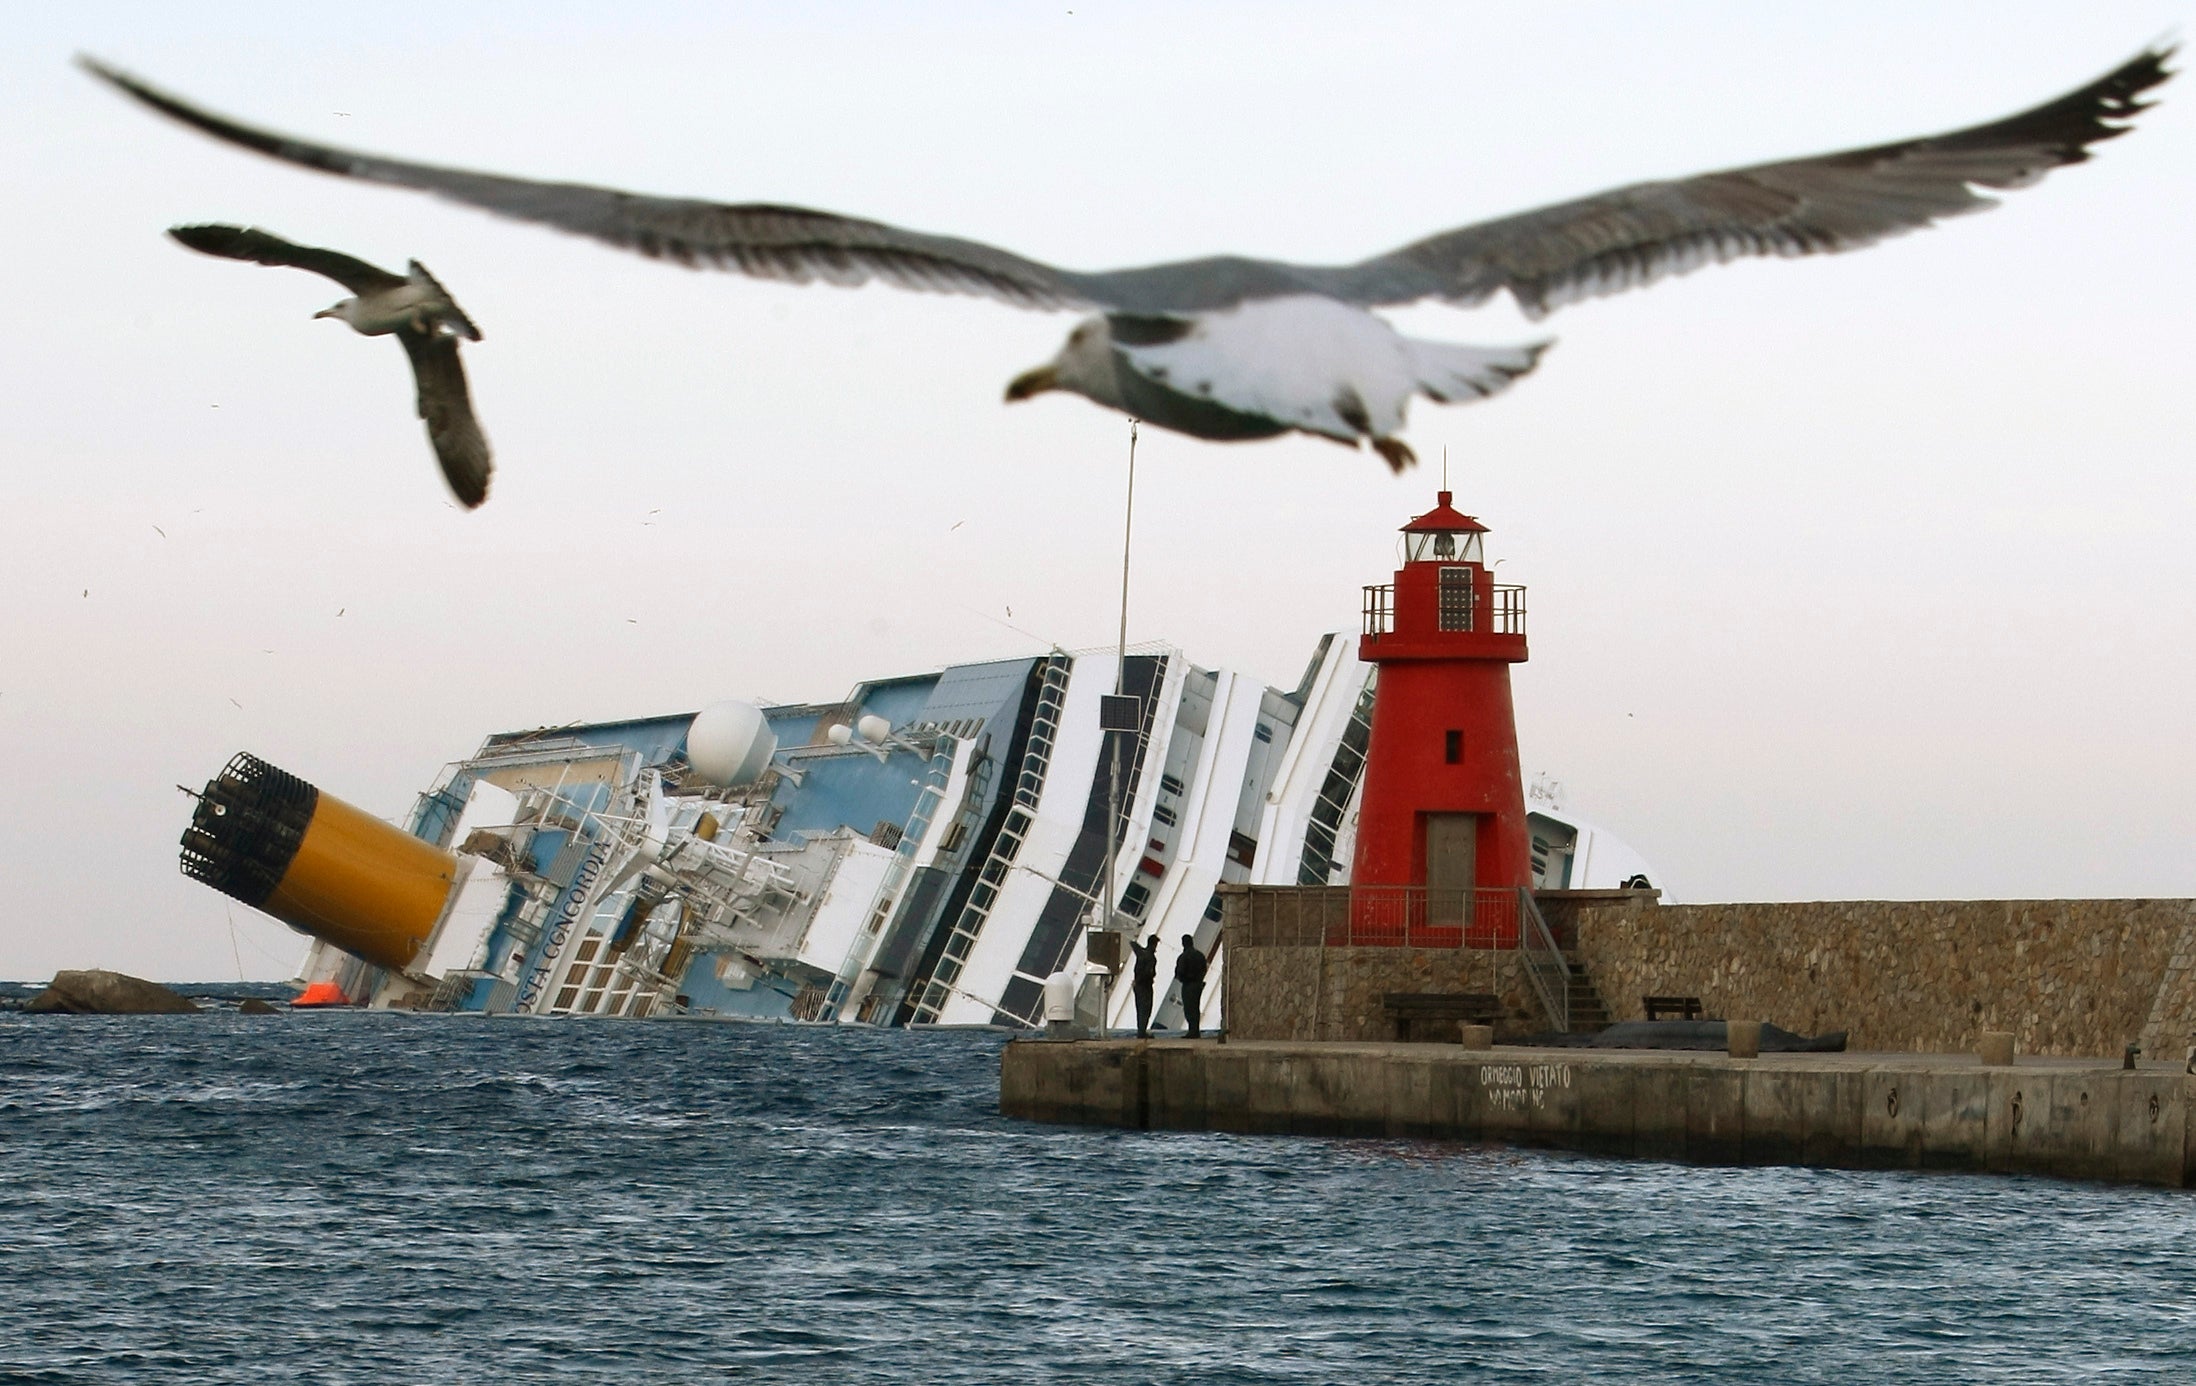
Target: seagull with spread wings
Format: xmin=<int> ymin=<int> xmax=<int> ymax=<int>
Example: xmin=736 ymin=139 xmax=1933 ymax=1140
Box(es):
xmin=90 ymin=49 xmax=2169 ymax=472
xmin=166 ymin=223 xmax=492 ymax=508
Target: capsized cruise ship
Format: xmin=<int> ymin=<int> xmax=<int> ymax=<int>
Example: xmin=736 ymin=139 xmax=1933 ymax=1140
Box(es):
xmin=196 ymin=632 xmax=1654 ymax=1030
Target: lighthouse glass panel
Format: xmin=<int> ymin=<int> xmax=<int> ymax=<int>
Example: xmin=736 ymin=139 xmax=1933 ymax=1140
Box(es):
xmin=1408 ymin=530 xmax=1483 ymax=565
xmin=1438 ymin=567 xmax=1476 ymax=631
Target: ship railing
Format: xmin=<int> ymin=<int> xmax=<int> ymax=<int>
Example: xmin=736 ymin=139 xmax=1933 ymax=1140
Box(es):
xmin=910 ymin=654 xmax=1070 ymax=1023
xmin=660 ymin=833 xmax=800 ymax=898
xmin=1232 ymin=885 xmax=1567 ymax=1032
xmin=424 ymin=970 xmax=488 ymax=1013
xmin=821 ymin=739 xmax=959 ymax=1022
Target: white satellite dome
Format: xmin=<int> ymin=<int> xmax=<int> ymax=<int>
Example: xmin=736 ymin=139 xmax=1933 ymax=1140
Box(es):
xmin=685 ymin=701 xmax=778 ymax=787
xmin=856 ymin=713 xmax=891 ymax=743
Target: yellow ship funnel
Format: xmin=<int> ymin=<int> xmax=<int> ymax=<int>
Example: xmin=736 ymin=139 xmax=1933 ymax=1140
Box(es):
xmin=179 ymin=752 xmax=461 ymax=973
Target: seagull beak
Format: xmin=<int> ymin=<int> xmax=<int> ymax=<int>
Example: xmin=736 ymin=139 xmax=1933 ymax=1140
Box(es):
xmin=1004 ymin=364 xmax=1059 ymax=403
xmin=311 ymin=307 xmax=339 ymax=320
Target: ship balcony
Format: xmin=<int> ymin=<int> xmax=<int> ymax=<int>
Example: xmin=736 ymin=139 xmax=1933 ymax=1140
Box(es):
xmin=1361 ymin=583 xmax=1528 ymax=638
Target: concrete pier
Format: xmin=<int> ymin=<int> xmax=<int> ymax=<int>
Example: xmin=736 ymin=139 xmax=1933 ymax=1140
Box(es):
xmin=1000 ymin=1039 xmax=2196 ymax=1188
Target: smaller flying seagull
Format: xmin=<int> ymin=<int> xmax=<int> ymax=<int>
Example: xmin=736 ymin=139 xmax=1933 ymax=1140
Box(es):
xmin=166 ymin=223 xmax=492 ymax=508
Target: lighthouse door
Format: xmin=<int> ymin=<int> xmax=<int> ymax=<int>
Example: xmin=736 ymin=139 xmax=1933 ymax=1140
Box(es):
xmin=1424 ymin=813 xmax=1478 ymax=929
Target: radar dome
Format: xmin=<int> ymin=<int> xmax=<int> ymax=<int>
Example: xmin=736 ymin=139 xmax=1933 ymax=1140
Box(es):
xmin=685 ymin=701 xmax=778 ymax=787
xmin=856 ymin=714 xmax=892 ymax=743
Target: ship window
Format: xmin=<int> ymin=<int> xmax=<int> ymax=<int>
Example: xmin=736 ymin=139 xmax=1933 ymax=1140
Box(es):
xmin=1153 ymin=804 xmax=1178 ymax=828
xmin=1445 ymin=730 xmax=1463 ymax=764
xmin=1253 ymin=723 xmax=1273 ymax=743
xmin=1439 ymin=568 xmax=1475 ymax=631
xmin=1120 ymin=882 xmax=1152 ymax=916
xmin=1161 ymin=774 xmax=1186 ymax=797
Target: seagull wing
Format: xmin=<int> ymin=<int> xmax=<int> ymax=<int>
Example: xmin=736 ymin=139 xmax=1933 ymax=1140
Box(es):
xmin=1335 ymin=47 xmax=2173 ymax=317
xmin=167 ymin=222 xmax=406 ymax=295
xmin=87 ymin=58 xmax=1096 ymax=312
xmin=397 ymin=330 xmax=491 ymax=509
xmin=88 ymin=48 xmax=2171 ymax=321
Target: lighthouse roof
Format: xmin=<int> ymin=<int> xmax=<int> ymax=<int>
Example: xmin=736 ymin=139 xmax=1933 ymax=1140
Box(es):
xmin=1401 ymin=491 xmax=1487 ymax=535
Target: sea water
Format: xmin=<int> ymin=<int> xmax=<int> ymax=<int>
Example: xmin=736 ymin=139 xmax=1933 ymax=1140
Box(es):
xmin=3 ymin=1011 xmax=2192 ymax=1383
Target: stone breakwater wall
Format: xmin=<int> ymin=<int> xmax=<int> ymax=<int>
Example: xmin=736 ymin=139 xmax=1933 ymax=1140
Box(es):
xmin=1225 ymin=945 xmax=1530 ymax=1043
xmin=1219 ymin=895 xmax=2196 ymax=1059
xmin=1570 ymin=898 xmax=2196 ymax=1059
xmin=1001 ymin=1040 xmax=2196 ymax=1188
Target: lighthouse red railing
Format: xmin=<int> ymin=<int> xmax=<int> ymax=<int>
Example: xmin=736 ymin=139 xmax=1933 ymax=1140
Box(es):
xmin=1490 ymin=584 xmax=1527 ymax=635
xmin=1234 ymin=885 xmax=1522 ymax=948
xmin=1360 ymin=584 xmax=1529 ymax=638
xmin=1362 ymin=584 xmax=1394 ymax=637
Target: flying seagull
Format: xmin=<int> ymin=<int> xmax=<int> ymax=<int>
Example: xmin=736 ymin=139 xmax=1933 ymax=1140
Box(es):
xmin=87 ymin=50 xmax=2170 ymax=472
xmin=164 ymin=222 xmax=492 ymax=508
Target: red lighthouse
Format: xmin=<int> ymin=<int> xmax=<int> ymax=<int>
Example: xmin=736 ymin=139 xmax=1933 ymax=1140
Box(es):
xmin=1353 ymin=492 xmax=1531 ymax=939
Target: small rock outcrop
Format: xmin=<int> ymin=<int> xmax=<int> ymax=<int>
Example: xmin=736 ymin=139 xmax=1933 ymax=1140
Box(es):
xmin=26 ymin=969 xmax=201 ymax=1015
xmin=235 ymin=997 xmax=282 ymax=1015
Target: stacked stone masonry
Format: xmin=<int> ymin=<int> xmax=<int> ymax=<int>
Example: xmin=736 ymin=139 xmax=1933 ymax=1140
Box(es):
xmin=1571 ymin=898 xmax=2196 ymax=1059
xmin=1224 ymin=890 xmax=2196 ymax=1060
xmin=1226 ymin=945 xmax=1531 ymax=1042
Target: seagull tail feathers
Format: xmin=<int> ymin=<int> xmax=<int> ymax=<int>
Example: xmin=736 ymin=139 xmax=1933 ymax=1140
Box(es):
xmin=1407 ymin=338 xmax=1553 ymax=405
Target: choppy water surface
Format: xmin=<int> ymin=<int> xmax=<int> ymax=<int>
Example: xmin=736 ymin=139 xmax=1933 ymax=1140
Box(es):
xmin=4 ymin=1015 xmax=2192 ymax=1383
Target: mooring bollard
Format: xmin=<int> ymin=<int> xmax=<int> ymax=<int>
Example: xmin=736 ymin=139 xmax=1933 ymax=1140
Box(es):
xmin=1979 ymin=1030 xmax=2016 ymax=1066
xmin=1459 ymin=1024 xmax=1493 ymax=1051
xmin=1726 ymin=1020 xmax=1761 ymax=1059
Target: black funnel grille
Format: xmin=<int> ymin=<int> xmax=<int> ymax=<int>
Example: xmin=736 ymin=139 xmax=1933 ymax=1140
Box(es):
xmin=179 ymin=752 xmax=320 ymax=907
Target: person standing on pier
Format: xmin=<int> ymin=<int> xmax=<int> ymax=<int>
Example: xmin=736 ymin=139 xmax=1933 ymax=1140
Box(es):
xmin=1175 ymin=936 xmax=1209 ymax=1039
xmin=1129 ymin=935 xmax=1159 ymax=1038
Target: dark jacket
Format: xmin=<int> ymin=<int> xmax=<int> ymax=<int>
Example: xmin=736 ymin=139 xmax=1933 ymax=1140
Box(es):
xmin=1174 ymin=940 xmax=1207 ymax=988
xmin=1130 ymin=938 xmax=1159 ymax=989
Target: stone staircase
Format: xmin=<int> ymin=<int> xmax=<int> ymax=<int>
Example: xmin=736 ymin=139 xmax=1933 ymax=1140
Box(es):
xmin=1563 ymin=957 xmax=1611 ymax=1034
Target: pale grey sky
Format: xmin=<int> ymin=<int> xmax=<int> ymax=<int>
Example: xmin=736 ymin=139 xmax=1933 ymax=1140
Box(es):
xmin=3 ymin=3 xmax=2190 ymax=980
